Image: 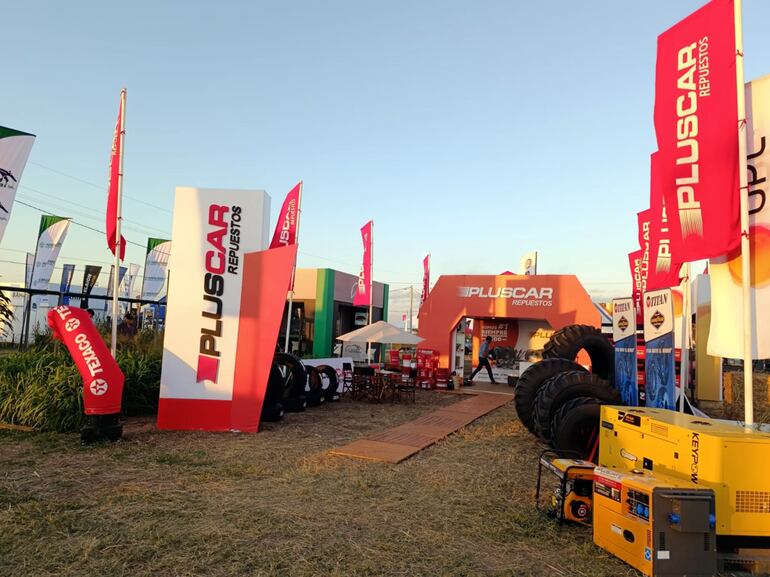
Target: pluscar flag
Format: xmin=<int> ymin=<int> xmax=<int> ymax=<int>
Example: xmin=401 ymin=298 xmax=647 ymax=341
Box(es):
xmin=654 ymin=0 xmax=740 ymax=261
xmin=420 ymin=254 xmax=430 ymax=307
xmin=629 ymin=249 xmax=646 ymax=325
xmin=648 ymin=152 xmax=682 ymax=291
xmin=0 ymin=126 xmax=35 ymax=245
xmin=269 ymin=182 xmax=300 ymax=249
xmin=106 ymin=91 xmax=126 ymax=260
xmin=353 ymin=220 xmax=372 ymax=307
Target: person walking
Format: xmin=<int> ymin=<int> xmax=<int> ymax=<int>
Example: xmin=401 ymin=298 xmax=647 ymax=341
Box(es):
xmin=467 ymin=335 xmax=497 ymax=384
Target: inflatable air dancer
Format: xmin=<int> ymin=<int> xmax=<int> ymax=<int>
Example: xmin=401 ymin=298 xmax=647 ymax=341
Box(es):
xmin=48 ymin=306 xmax=125 ymax=443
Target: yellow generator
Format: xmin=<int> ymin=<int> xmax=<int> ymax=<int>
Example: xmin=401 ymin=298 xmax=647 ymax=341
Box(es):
xmin=593 ymin=466 xmax=716 ymax=577
xmin=598 ymin=406 xmax=770 ymax=547
xmin=535 ymin=450 xmax=595 ymax=525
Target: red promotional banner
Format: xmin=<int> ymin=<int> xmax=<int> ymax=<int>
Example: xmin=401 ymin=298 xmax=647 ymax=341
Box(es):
xmin=352 ymin=220 xmax=372 ymax=307
xmin=420 ymin=254 xmax=430 ymax=307
xmin=654 ymin=0 xmax=740 ymax=261
xmin=637 ymin=209 xmax=652 ymax=259
xmin=269 ymin=182 xmax=301 ymax=249
xmin=106 ymin=90 xmax=126 ymax=261
xmin=648 ymin=152 xmax=683 ymax=290
xmin=48 ymin=306 xmax=124 ymax=415
xmin=629 ymin=249 xmax=646 ymax=325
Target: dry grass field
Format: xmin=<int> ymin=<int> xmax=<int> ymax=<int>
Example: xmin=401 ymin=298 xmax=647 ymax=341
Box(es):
xmin=0 ymin=391 xmax=640 ymax=577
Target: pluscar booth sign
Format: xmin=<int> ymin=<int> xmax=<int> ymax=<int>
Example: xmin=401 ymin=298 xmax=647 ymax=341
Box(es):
xmin=158 ymin=188 xmax=296 ymax=432
xmin=418 ymin=274 xmax=599 ymax=370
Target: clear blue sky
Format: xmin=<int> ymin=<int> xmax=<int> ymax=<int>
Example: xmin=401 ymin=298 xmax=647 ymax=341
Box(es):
xmin=4 ymin=0 xmax=770 ymax=321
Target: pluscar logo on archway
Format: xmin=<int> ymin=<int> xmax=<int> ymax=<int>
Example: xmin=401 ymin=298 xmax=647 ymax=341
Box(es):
xmin=419 ymin=274 xmax=599 ymax=369
xmin=158 ymin=187 xmax=296 ymax=433
xmin=458 ymin=286 xmax=554 ymax=307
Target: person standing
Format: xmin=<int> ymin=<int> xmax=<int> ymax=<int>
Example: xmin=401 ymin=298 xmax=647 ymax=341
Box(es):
xmin=467 ymin=335 xmax=497 ymax=384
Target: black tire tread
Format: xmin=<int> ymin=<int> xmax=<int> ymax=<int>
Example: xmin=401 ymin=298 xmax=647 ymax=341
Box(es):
xmin=550 ymin=396 xmax=604 ymax=459
xmin=533 ymin=370 xmax=618 ymax=441
xmin=542 ymin=324 xmax=615 ymax=382
xmin=514 ymin=358 xmax=588 ymax=434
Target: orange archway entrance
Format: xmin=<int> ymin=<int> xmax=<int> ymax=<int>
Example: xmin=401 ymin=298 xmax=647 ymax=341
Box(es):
xmin=417 ymin=274 xmax=600 ymax=371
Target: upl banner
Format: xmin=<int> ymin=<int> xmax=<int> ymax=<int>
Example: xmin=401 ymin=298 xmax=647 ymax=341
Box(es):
xmin=643 ymin=288 xmax=676 ymax=410
xmin=30 ymin=215 xmax=71 ymax=293
xmin=709 ymin=75 xmax=770 ymax=358
xmin=654 ymin=0 xmax=740 ymax=262
xmin=58 ymin=264 xmax=76 ymax=305
xmin=612 ymin=298 xmax=638 ymax=406
xmin=0 ymin=126 xmax=35 ymax=245
xmin=158 ymin=187 xmax=296 ymax=433
xmin=141 ymin=238 xmax=171 ymax=300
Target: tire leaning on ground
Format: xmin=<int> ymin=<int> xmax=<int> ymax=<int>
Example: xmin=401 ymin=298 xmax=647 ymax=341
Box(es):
xmin=532 ymin=370 xmax=619 ymax=442
xmin=315 ymin=365 xmax=340 ymax=402
xmin=550 ymin=396 xmax=605 ymax=460
xmin=514 ymin=358 xmax=588 ymax=434
xmin=273 ymin=352 xmax=308 ymax=412
xmin=542 ymin=324 xmax=615 ymax=383
xmin=261 ymin=363 xmax=286 ymax=422
xmin=306 ymin=367 xmax=327 ymax=407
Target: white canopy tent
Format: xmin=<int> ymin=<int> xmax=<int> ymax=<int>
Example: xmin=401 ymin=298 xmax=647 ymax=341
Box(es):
xmin=336 ymin=320 xmax=424 ymax=345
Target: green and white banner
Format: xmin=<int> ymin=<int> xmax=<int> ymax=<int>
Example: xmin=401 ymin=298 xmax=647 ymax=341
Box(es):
xmin=29 ymin=215 xmax=71 ymax=292
xmin=141 ymin=238 xmax=171 ymax=300
xmin=0 ymin=126 xmax=36 ymax=245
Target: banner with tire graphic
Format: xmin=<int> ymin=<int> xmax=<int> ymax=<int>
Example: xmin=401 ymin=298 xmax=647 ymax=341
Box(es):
xmin=612 ymin=298 xmax=637 ymax=406
xmin=0 ymin=126 xmax=35 ymax=245
xmin=643 ymin=288 xmax=675 ymax=410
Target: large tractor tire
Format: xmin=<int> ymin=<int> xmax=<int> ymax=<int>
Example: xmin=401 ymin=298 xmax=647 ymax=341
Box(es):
xmin=542 ymin=324 xmax=615 ymax=383
xmin=550 ymin=396 xmax=604 ymax=461
xmin=533 ymin=370 xmax=619 ymax=442
xmin=514 ymin=359 xmax=588 ymax=434
xmin=261 ymin=364 xmax=286 ymax=423
xmin=273 ymin=352 xmax=308 ymax=412
xmin=306 ymin=367 xmax=327 ymax=407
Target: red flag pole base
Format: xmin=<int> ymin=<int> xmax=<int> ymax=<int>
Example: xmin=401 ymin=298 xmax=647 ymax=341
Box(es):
xmin=80 ymin=414 xmax=123 ymax=445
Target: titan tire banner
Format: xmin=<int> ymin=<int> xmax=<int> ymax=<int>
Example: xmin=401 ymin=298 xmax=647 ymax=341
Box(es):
xmin=80 ymin=265 xmax=102 ymax=309
xmin=30 ymin=215 xmax=71 ymax=294
xmin=612 ymin=297 xmax=638 ymax=406
xmin=643 ymin=288 xmax=676 ymax=410
xmin=647 ymin=152 xmax=682 ymax=291
xmin=709 ymin=75 xmax=770 ymax=358
xmin=158 ymin=187 xmax=290 ymax=432
xmin=141 ymin=238 xmax=171 ymax=300
xmin=352 ymin=220 xmax=372 ymax=307
xmin=58 ymin=264 xmax=76 ymax=306
xmin=0 ymin=126 xmax=35 ymax=245
xmin=628 ymin=249 xmax=647 ymax=325
xmin=120 ymin=263 xmax=140 ymax=299
xmin=654 ymin=0 xmax=740 ymax=261
xmin=48 ymin=306 xmax=124 ymax=415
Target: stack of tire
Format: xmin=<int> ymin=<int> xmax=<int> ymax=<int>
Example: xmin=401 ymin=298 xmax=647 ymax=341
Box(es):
xmin=514 ymin=325 xmax=620 ymax=461
xmin=260 ymin=352 xmax=341 ymax=423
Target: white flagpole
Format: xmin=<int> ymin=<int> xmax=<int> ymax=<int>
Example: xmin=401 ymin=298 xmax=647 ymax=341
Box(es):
xmin=368 ymin=221 xmax=374 ymax=363
xmin=735 ymin=0 xmax=753 ymax=425
xmin=679 ymin=264 xmax=691 ymax=412
xmin=111 ymin=88 xmax=126 ymax=358
xmin=284 ymin=181 xmax=303 ymax=353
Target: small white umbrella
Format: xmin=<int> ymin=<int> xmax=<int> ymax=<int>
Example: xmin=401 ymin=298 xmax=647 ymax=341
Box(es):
xmin=336 ymin=320 xmax=424 ymax=345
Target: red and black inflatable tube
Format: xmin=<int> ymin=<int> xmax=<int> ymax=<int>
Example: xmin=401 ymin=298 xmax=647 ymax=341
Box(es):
xmin=48 ymin=306 xmax=125 ymax=416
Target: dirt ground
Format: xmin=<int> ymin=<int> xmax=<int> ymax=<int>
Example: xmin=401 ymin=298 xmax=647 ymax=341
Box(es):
xmin=0 ymin=391 xmax=638 ymax=577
